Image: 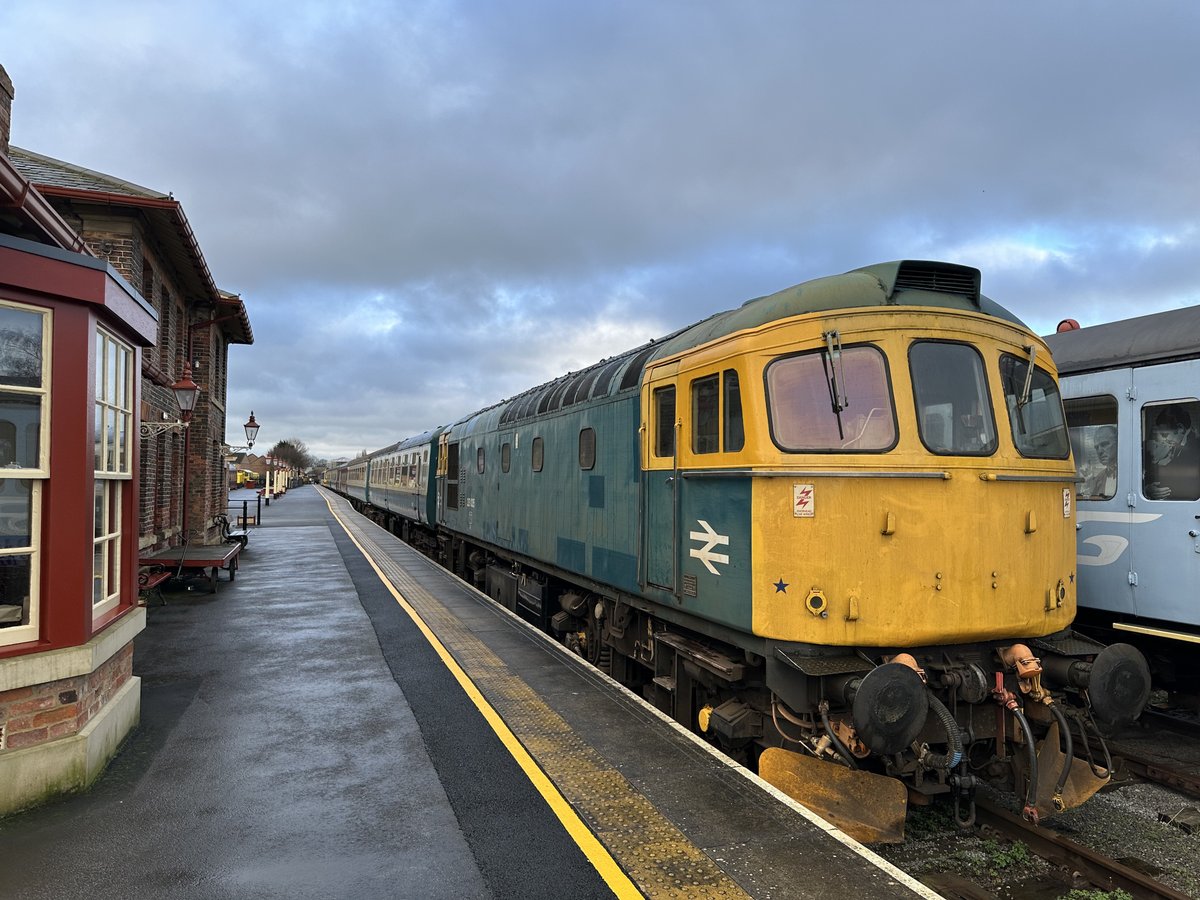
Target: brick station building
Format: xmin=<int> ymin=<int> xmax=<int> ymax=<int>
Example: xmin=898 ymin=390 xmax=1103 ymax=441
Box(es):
xmin=8 ymin=150 xmax=254 ymax=551
xmin=0 ymin=63 xmax=252 ymax=814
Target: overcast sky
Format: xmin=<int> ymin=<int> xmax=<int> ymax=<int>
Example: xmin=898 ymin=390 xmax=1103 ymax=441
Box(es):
xmin=3 ymin=2 xmax=1198 ymax=460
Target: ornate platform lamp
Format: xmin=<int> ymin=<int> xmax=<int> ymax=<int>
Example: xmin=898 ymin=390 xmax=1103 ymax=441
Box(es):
xmin=140 ymin=363 xmax=201 ymax=437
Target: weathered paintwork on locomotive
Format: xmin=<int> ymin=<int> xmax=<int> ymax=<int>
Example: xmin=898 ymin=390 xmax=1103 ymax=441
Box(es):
xmin=439 ymin=382 xmax=645 ymax=596
xmin=641 ymin=293 xmax=1077 ymax=645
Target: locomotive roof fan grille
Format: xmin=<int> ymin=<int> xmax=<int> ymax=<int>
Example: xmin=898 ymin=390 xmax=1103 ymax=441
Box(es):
xmin=891 ymin=261 xmax=981 ymax=307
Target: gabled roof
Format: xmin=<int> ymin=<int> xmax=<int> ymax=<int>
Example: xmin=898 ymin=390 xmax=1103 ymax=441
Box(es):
xmin=0 ymin=152 xmax=90 ymax=251
xmin=9 ymin=146 xmax=251 ymax=344
xmin=216 ymin=290 xmax=253 ymax=345
xmin=8 ymin=146 xmax=167 ymax=199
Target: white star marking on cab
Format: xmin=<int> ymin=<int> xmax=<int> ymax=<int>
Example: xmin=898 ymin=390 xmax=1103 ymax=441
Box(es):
xmin=689 ymin=519 xmax=730 ymax=575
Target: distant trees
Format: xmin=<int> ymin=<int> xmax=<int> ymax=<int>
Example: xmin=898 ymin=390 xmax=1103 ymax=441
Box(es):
xmin=269 ymin=438 xmax=314 ymax=470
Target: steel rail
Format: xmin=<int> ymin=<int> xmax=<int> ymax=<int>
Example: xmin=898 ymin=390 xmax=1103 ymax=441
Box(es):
xmin=974 ymin=797 xmax=1192 ymax=900
xmin=1141 ymin=708 xmax=1200 ymax=741
xmin=1106 ymin=746 xmax=1200 ymax=801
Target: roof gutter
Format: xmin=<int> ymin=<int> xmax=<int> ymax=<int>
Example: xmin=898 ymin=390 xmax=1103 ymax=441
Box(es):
xmin=0 ymin=156 xmax=90 ymax=253
xmin=33 ymin=183 xmax=221 ymax=304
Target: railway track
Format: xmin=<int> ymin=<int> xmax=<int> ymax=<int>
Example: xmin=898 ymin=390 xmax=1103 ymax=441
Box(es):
xmin=1143 ymin=707 xmax=1200 ymax=741
xmin=1111 ymin=748 xmax=1200 ymax=800
xmin=1093 ymin=708 xmax=1200 ymax=800
xmin=974 ymin=797 xmax=1192 ymax=900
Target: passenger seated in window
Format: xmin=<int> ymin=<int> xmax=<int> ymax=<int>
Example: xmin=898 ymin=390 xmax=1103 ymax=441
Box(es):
xmin=1144 ymin=406 xmax=1200 ymax=501
xmin=1081 ymin=425 xmax=1117 ymax=499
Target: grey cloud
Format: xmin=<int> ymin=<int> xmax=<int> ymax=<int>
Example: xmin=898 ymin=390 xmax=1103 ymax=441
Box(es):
xmin=3 ymin=1 xmax=1198 ymax=458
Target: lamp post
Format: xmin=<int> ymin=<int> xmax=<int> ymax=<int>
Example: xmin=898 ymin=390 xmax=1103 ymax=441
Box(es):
xmin=244 ymin=411 xmax=260 ymax=448
xmin=224 ymin=412 xmax=262 ymax=497
xmin=139 ymin=363 xmax=201 ymax=438
xmin=138 ymin=363 xmax=203 ymax=544
xmin=226 ymin=411 xmax=261 ymax=452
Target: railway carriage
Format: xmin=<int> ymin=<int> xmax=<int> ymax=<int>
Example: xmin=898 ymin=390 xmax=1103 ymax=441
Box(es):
xmin=332 ymin=261 xmax=1151 ymax=841
xmin=1047 ymin=306 xmax=1200 ymax=692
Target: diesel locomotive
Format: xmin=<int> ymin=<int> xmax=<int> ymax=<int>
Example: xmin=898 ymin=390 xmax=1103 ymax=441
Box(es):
xmin=329 ymin=260 xmax=1150 ymax=842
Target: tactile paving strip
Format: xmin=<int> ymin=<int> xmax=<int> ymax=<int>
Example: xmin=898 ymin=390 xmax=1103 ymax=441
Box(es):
xmin=328 ymin=493 xmax=750 ymax=899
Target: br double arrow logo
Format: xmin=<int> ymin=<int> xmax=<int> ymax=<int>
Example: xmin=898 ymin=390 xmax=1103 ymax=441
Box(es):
xmin=689 ymin=519 xmax=730 ymax=575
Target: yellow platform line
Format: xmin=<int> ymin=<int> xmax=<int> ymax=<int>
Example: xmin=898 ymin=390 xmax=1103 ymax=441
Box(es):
xmin=318 ymin=490 xmax=940 ymax=900
xmin=324 ymin=496 xmax=644 ymax=899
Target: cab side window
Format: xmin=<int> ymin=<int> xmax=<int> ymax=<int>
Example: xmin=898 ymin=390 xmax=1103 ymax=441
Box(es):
xmin=692 ymin=375 xmax=719 ymax=453
xmin=691 ymin=369 xmax=745 ymax=455
xmin=724 ymin=370 xmax=745 ymax=452
xmin=999 ymin=355 xmax=1070 ymax=459
xmin=653 ymin=386 xmax=676 ymax=458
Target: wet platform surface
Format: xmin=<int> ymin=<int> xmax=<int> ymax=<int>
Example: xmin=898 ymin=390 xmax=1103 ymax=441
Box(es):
xmin=0 ymin=485 xmax=938 ymax=899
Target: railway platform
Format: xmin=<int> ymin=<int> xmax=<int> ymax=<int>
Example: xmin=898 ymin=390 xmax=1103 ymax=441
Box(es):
xmin=0 ymin=485 xmax=939 ymax=899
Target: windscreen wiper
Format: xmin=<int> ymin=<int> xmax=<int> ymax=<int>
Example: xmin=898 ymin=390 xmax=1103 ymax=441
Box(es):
xmin=823 ymin=330 xmax=848 ymax=439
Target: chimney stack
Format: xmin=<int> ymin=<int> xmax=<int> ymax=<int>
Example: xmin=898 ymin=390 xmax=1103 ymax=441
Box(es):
xmin=0 ymin=64 xmax=13 ymax=157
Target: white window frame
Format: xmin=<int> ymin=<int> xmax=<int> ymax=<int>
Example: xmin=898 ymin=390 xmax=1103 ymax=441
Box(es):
xmin=93 ymin=329 xmax=133 ymax=622
xmin=0 ymin=301 xmax=51 ymax=648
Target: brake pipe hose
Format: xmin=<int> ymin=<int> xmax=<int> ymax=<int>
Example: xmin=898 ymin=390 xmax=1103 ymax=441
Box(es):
xmin=1046 ymin=701 xmax=1073 ymax=811
xmin=818 ymin=700 xmax=859 ymax=770
xmin=920 ymin=693 xmax=963 ymax=770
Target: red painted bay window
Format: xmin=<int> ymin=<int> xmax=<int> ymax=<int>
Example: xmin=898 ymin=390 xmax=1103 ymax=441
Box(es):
xmin=0 ymin=234 xmax=154 ymax=657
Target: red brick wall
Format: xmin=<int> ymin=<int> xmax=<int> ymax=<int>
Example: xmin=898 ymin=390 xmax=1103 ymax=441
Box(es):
xmin=39 ymin=202 xmax=237 ymax=552
xmin=0 ymin=644 xmax=133 ymax=751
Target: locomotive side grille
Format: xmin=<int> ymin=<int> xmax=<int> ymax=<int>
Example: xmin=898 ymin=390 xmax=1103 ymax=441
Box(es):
xmin=619 ymin=344 xmax=661 ymax=391
xmin=893 ymin=261 xmax=981 ymax=305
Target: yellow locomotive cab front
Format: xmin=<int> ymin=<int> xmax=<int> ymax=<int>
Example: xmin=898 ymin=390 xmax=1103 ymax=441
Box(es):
xmin=734 ymin=309 xmax=1079 ymax=646
xmin=651 ymin=303 xmax=1079 ymax=647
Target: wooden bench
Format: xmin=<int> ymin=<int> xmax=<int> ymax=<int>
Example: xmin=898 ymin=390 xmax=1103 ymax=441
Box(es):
xmin=138 ymin=566 xmax=172 ymax=606
xmin=140 ymin=543 xmax=243 ymax=594
xmin=214 ymin=513 xmax=249 ymax=549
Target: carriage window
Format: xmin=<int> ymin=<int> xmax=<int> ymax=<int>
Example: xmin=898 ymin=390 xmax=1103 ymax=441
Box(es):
xmin=477 ymin=446 xmax=485 ymax=474
xmin=910 ymin=342 xmax=996 ymax=456
xmin=579 ymin=427 xmax=596 ymax=470
xmin=532 ymin=436 xmax=544 ymax=472
xmin=653 ymin=386 xmax=675 ymax=458
xmin=999 ymin=355 xmax=1070 ymax=459
xmin=767 ymin=345 xmax=896 ymax=452
xmin=724 ymin=370 xmax=745 ymax=452
xmin=692 ymin=375 xmax=719 ymax=454
xmin=501 ymin=442 xmax=511 ymax=473
xmin=1142 ymin=400 xmax=1200 ymax=501
xmin=1065 ymin=396 xmax=1118 ymax=500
